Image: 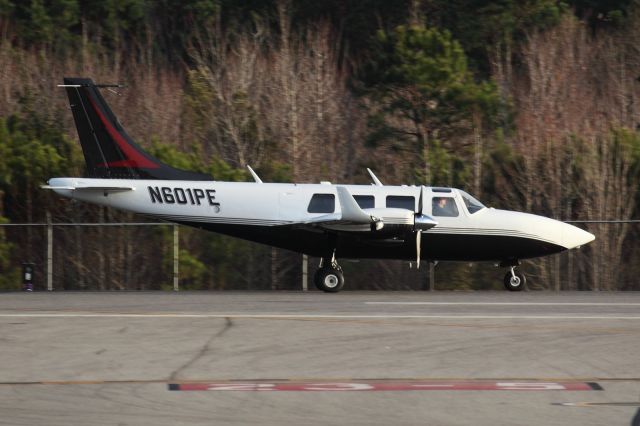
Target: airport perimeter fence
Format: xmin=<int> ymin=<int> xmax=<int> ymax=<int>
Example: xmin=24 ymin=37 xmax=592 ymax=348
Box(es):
xmin=1 ymin=219 xmax=639 ymax=291
xmin=0 ymin=218 xmax=305 ymax=292
xmin=1 ymin=220 xmax=179 ymax=292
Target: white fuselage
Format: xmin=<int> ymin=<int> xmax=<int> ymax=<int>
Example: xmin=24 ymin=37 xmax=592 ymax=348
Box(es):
xmin=47 ymin=177 xmax=595 ymax=262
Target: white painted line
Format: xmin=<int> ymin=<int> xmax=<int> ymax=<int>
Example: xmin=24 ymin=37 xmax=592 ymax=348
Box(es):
xmin=365 ymin=302 xmax=640 ymax=306
xmin=1 ymin=313 xmax=640 ymax=320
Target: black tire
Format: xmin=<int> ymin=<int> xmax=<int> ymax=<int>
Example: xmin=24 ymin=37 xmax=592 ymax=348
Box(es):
xmin=504 ymin=270 xmax=526 ymax=291
xmin=314 ymin=267 xmax=345 ymax=292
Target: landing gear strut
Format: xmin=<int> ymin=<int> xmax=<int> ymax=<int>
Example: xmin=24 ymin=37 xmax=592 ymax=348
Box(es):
xmin=314 ymin=254 xmax=344 ymax=293
xmin=503 ymin=266 xmax=526 ymax=291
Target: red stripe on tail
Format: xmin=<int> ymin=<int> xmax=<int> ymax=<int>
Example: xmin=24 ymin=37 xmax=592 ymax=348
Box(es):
xmin=88 ymin=97 xmax=159 ymax=169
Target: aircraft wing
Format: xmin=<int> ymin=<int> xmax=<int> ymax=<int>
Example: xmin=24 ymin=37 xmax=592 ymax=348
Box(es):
xmin=287 ymin=186 xmax=438 ymax=237
xmin=294 ymin=186 xmax=383 ymax=230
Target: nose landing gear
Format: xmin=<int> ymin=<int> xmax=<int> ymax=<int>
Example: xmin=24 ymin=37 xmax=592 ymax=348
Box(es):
xmin=504 ymin=266 xmax=526 ymax=291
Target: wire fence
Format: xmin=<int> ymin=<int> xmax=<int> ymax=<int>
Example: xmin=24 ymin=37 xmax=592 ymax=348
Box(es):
xmin=0 ymin=218 xmax=302 ymax=292
xmin=1 ymin=221 xmax=178 ymax=291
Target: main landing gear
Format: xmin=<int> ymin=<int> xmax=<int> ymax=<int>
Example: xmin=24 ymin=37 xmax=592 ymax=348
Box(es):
xmin=503 ymin=266 xmax=526 ymax=291
xmin=314 ymin=255 xmax=344 ymax=293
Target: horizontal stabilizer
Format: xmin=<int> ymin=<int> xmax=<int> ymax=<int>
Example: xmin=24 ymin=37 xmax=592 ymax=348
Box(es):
xmin=42 ymin=184 xmax=134 ymax=193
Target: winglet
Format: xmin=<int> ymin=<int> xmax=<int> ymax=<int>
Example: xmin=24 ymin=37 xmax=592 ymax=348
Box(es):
xmin=247 ymin=165 xmax=263 ymax=183
xmin=336 ymin=186 xmax=378 ymax=223
xmin=367 ymin=168 xmax=383 ymax=186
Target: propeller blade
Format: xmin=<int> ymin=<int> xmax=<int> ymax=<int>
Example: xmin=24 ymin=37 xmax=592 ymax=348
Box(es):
xmin=417 ymin=185 xmax=423 ymax=215
xmin=416 ymin=230 xmax=421 ymax=269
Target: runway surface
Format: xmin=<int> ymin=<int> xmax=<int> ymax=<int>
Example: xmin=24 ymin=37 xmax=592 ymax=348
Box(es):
xmin=0 ymin=291 xmax=639 ymax=425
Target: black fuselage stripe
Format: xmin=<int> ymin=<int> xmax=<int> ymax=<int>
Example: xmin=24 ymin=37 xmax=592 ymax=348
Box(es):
xmin=154 ymin=215 xmax=559 ymax=245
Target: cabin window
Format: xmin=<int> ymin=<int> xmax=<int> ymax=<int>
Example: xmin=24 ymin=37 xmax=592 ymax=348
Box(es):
xmin=386 ymin=195 xmax=415 ymax=211
xmin=307 ymin=193 xmax=335 ymax=213
xmin=354 ymin=195 xmax=375 ymax=209
xmin=459 ymin=190 xmax=485 ymax=214
xmin=432 ymin=197 xmax=459 ymax=217
xmin=432 ymin=187 xmax=452 ymax=193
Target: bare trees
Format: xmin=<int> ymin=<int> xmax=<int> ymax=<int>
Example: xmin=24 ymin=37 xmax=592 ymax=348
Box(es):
xmin=499 ymin=16 xmax=640 ymax=290
xmin=186 ymin=9 xmax=357 ymax=183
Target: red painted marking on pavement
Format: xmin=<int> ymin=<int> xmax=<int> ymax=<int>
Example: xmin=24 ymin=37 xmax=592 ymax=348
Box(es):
xmin=169 ymin=381 xmax=599 ymax=392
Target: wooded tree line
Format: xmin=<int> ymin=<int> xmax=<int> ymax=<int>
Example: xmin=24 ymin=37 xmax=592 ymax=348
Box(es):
xmin=0 ymin=0 xmax=639 ymax=291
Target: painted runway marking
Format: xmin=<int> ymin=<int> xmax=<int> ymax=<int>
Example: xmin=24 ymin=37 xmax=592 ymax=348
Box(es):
xmin=554 ymin=402 xmax=640 ymax=407
xmin=1 ymin=313 xmax=640 ymax=320
xmin=168 ymin=381 xmax=602 ymax=392
xmin=365 ymin=302 xmax=640 ymax=306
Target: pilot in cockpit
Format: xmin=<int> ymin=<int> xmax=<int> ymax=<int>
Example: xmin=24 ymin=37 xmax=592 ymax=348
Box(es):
xmin=432 ymin=197 xmax=457 ymax=217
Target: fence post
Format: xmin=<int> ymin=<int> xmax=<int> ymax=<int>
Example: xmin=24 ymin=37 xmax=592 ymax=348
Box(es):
xmin=428 ymin=262 xmax=435 ymax=291
xmin=173 ymin=225 xmax=179 ymax=291
xmin=46 ymin=212 xmax=53 ymax=291
xmin=302 ymin=254 xmax=308 ymax=291
xmin=554 ymin=255 xmax=561 ymax=292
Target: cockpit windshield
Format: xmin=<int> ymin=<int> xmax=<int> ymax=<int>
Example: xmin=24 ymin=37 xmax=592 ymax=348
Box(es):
xmin=459 ymin=190 xmax=485 ymax=214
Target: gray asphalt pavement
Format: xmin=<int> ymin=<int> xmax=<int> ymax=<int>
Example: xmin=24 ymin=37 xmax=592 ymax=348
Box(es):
xmin=0 ymin=291 xmax=639 ymax=425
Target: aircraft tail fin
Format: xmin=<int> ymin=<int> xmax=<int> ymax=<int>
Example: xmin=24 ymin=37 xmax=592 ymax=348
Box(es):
xmin=61 ymin=77 xmax=211 ymax=180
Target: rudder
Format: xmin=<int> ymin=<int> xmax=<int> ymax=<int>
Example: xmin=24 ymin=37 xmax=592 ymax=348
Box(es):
xmin=62 ymin=77 xmax=211 ymax=180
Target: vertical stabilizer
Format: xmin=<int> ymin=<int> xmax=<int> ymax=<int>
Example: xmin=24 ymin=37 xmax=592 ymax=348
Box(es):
xmin=62 ymin=77 xmax=211 ymax=180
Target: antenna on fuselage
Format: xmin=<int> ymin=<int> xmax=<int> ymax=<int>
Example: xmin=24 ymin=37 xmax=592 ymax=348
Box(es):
xmin=247 ymin=165 xmax=263 ymax=183
xmin=367 ymin=168 xmax=383 ymax=186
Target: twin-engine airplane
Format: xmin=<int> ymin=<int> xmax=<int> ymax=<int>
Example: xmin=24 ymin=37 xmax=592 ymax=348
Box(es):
xmin=45 ymin=78 xmax=595 ymax=292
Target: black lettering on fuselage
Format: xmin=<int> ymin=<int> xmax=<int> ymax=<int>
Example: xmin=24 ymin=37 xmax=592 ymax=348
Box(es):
xmin=148 ymin=186 xmax=163 ymax=203
xmin=162 ymin=187 xmax=175 ymax=204
xmin=186 ymin=188 xmax=195 ymax=204
xmin=148 ymin=186 xmax=219 ymax=208
xmin=193 ymin=189 xmax=205 ymax=205
xmin=206 ymin=189 xmax=216 ymax=205
xmin=174 ymin=188 xmax=187 ymax=204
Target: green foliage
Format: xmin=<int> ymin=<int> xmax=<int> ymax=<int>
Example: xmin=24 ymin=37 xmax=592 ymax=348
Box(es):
xmin=358 ymin=24 xmax=501 ymax=183
xmin=570 ymin=0 xmax=633 ymax=26
xmin=362 ymin=25 xmax=469 ymax=94
xmin=614 ymin=128 xmax=640 ymax=163
xmin=177 ymin=247 xmax=208 ymax=290
xmin=611 ymin=129 xmax=640 ymax=209
xmin=149 ymin=138 xmax=206 ymax=172
xmin=150 ymin=138 xmax=248 ymax=182
xmin=0 ymin=215 xmax=18 ymax=290
xmin=2 ymin=0 xmax=221 ymax=60
xmin=429 ymin=0 xmax=566 ymax=72
xmin=481 ymin=133 xmax=526 ymax=208
xmin=256 ymin=161 xmax=293 ymax=183
xmin=8 ymin=0 xmax=80 ymax=47
xmin=183 ymin=68 xmax=216 ymax=142
xmin=0 ymin=111 xmax=83 ymax=290
xmin=358 ymin=24 xmax=472 ymax=141
xmin=428 ymin=139 xmax=472 ymax=188
xmin=0 ymin=113 xmax=83 ymax=216
xmin=2 ymin=0 xmax=634 ymax=71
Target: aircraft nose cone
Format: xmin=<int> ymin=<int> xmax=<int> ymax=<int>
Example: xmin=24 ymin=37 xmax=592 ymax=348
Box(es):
xmin=562 ymin=223 xmax=595 ymax=249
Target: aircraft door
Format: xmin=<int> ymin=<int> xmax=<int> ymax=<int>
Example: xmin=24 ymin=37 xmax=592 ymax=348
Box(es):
xmin=279 ymin=190 xmax=307 ymax=221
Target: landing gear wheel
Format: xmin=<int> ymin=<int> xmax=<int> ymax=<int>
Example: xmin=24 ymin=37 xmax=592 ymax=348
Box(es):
xmin=314 ymin=267 xmax=345 ymax=293
xmin=504 ymin=269 xmax=526 ymax=291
